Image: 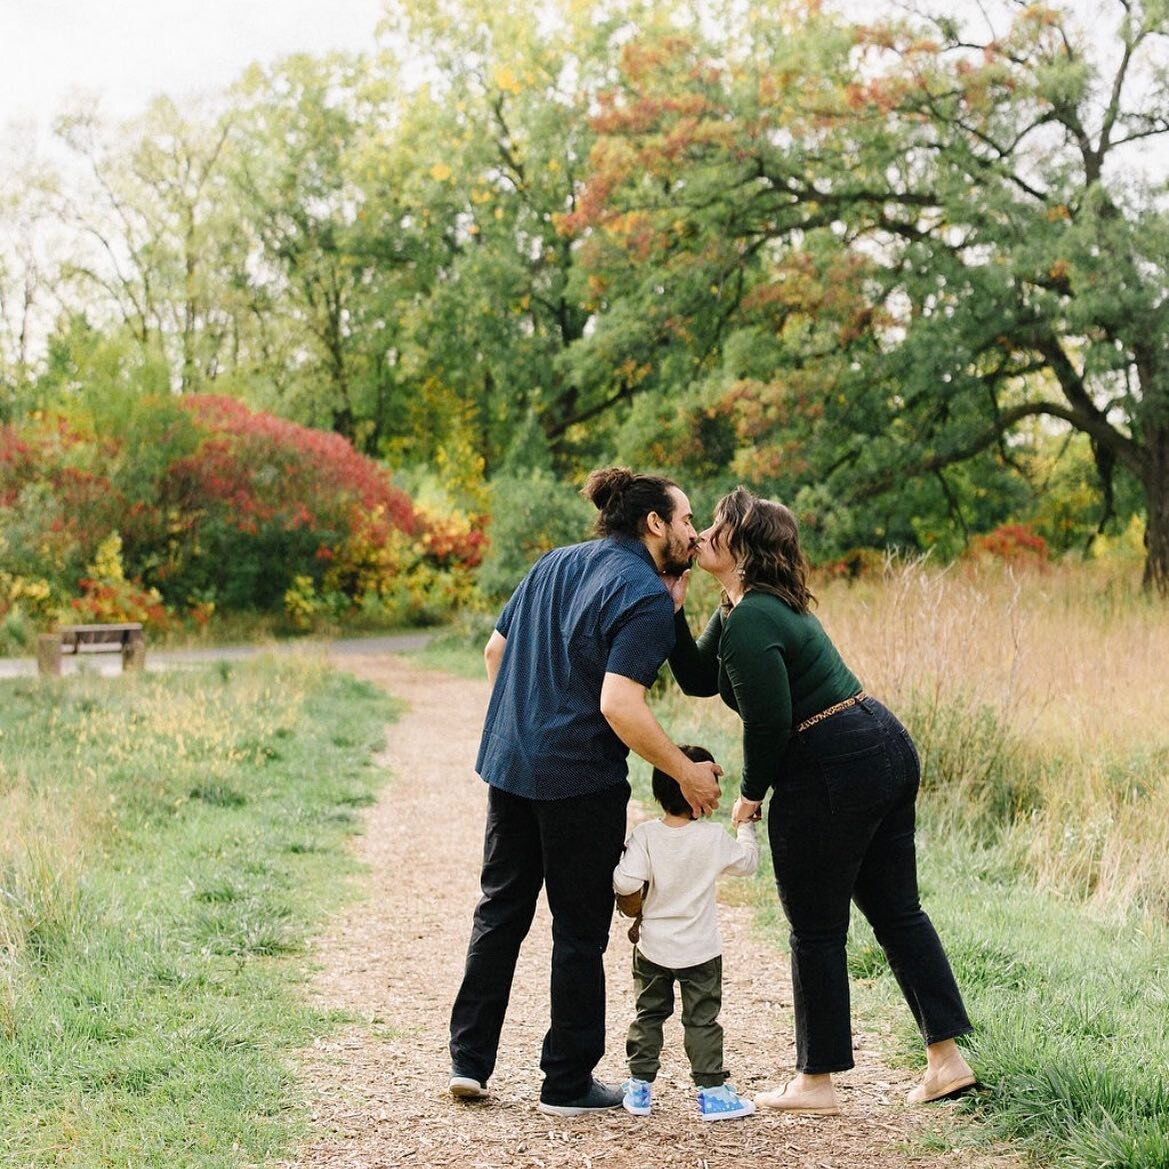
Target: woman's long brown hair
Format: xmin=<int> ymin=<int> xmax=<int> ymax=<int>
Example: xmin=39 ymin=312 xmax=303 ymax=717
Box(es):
xmin=712 ymin=486 xmax=815 ymax=614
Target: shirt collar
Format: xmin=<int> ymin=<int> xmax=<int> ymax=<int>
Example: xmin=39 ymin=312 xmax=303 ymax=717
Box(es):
xmin=607 ymin=533 xmax=659 ymax=573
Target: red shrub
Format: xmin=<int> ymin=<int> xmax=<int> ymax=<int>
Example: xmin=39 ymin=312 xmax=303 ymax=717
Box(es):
xmin=0 ymin=426 xmax=36 ymax=505
xmin=1 ymin=395 xmax=485 ymax=622
xmin=968 ymin=523 xmax=1049 ymax=567
xmin=178 ymin=396 xmax=417 ymax=535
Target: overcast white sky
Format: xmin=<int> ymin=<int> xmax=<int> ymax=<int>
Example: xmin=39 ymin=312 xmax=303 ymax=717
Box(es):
xmin=0 ymin=0 xmax=387 ymax=143
xmin=0 ymin=0 xmax=1164 ymax=184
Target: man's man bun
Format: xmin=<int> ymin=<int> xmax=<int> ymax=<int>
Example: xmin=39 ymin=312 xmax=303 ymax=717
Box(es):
xmin=582 ymin=466 xmax=634 ymax=512
xmin=580 ymin=466 xmax=679 ymax=539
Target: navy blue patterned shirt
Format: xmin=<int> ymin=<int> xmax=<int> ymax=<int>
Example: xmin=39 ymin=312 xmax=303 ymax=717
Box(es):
xmin=475 ymin=535 xmax=677 ymax=799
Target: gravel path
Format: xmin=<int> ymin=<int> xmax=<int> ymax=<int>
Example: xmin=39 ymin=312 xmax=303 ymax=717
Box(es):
xmin=284 ymin=652 xmax=1019 ymax=1169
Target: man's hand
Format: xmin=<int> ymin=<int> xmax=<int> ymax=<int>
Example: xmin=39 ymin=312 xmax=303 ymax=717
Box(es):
xmin=677 ymin=756 xmax=722 ymax=818
xmin=600 ymin=672 xmax=721 ymax=817
xmin=732 ymin=796 xmax=763 ymax=826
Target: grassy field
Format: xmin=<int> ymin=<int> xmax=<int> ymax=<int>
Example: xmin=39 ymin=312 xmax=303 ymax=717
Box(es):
xmin=0 ymin=655 xmax=399 ymax=1168
xmin=3 ymin=561 xmax=1166 ymax=1167
xmin=813 ymin=559 xmax=1169 ymax=921
xmin=423 ymin=559 xmax=1169 ymax=1167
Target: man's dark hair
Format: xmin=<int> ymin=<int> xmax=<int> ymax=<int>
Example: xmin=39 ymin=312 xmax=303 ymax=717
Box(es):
xmin=582 ymin=466 xmax=679 ymax=538
xmin=652 ymin=744 xmax=715 ymax=817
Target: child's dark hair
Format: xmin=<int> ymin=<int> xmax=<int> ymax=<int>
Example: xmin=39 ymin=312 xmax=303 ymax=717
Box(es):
xmin=652 ymin=744 xmax=716 ymax=817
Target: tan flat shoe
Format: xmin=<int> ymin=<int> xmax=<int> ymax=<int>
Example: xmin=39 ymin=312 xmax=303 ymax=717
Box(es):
xmin=907 ymin=1071 xmax=977 ymax=1105
xmin=755 ymin=1082 xmax=841 ymax=1116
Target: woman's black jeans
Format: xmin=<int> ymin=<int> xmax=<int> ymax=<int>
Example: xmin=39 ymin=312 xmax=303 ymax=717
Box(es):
xmin=448 ymin=780 xmax=629 ymax=1103
xmin=767 ymin=696 xmax=972 ymax=1074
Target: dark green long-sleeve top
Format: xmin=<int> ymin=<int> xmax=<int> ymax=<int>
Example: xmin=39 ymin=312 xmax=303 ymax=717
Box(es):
xmin=669 ymin=592 xmax=862 ymax=802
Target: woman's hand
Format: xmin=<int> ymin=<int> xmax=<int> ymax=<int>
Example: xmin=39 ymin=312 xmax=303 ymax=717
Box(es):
xmin=662 ymin=567 xmax=691 ymax=613
xmin=732 ymin=796 xmax=762 ymax=826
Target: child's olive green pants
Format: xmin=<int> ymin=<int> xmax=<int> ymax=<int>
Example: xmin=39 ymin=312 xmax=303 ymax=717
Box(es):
xmin=625 ymin=949 xmax=728 ymax=1088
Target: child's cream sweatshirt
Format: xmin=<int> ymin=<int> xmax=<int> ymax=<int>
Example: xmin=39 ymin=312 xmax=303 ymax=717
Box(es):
xmin=613 ymin=818 xmax=758 ymax=968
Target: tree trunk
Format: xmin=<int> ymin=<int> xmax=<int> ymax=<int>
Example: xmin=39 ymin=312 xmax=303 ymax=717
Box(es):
xmin=182 ymin=238 xmax=197 ymax=393
xmin=1141 ymin=423 xmax=1169 ymax=597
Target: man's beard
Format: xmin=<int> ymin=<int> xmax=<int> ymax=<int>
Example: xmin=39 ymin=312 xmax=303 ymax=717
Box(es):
xmin=661 ymin=531 xmax=695 ymax=577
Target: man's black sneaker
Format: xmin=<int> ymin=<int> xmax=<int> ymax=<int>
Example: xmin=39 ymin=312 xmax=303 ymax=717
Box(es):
xmin=449 ymin=1073 xmax=489 ymax=1100
xmin=537 ymin=1079 xmax=625 ymax=1116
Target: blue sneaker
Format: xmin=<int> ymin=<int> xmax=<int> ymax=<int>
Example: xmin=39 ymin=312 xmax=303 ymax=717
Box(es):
xmin=622 ymin=1077 xmax=652 ymax=1116
xmin=697 ymin=1083 xmax=756 ymax=1122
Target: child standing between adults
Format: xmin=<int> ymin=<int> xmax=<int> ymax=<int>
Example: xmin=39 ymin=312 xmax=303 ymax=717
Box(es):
xmin=613 ymin=745 xmax=759 ymax=1121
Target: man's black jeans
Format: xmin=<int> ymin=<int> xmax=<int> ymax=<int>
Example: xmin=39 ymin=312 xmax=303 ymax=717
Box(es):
xmin=449 ymin=780 xmax=629 ymax=1102
xmin=768 ymin=696 xmax=972 ymax=1073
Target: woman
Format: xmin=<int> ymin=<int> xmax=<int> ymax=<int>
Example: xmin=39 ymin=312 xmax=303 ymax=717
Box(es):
xmin=668 ymin=486 xmax=975 ymax=1115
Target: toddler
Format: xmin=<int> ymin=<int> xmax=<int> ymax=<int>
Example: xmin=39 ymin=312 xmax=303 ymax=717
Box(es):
xmin=613 ymin=745 xmax=759 ymax=1121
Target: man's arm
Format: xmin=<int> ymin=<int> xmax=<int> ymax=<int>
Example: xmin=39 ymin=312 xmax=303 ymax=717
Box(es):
xmin=599 ymin=672 xmax=722 ymax=817
xmin=484 ymin=630 xmax=506 ymax=684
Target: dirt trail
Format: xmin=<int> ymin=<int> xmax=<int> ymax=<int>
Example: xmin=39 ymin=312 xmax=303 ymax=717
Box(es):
xmin=285 ymin=653 xmax=1016 ymax=1169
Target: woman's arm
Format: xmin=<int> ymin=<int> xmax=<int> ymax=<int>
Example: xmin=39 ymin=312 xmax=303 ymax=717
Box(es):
xmin=721 ymin=609 xmax=792 ymax=802
xmin=667 ymin=608 xmax=722 ymax=697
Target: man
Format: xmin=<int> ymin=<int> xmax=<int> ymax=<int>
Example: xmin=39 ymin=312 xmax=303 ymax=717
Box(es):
xmin=448 ymin=466 xmax=723 ymax=1116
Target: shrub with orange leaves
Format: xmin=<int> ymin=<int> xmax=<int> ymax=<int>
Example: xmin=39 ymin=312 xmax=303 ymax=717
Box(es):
xmin=967 ymin=523 xmax=1050 ymax=569
xmin=820 ymin=547 xmax=888 ymax=582
xmin=69 ymin=532 xmax=168 ymax=626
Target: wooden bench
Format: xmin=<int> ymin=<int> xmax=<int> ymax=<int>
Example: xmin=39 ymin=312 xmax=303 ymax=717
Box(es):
xmin=37 ymin=623 xmax=147 ymax=676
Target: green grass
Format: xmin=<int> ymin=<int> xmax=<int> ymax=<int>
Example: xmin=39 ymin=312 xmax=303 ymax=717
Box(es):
xmin=880 ymin=827 xmax=1169 ymax=1168
xmin=408 ymin=611 xmax=496 ymax=679
xmin=0 ymin=657 xmax=399 ymax=1167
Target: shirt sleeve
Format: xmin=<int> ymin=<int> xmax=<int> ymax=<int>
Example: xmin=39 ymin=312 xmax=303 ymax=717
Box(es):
xmin=605 ymin=592 xmax=676 ymax=687
xmin=720 ymin=821 xmax=760 ymax=877
xmin=495 ymin=579 xmax=522 ymax=637
xmin=721 ymin=607 xmax=793 ymax=802
xmin=613 ymin=827 xmax=653 ymax=895
xmin=667 ymin=607 xmax=722 ymax=696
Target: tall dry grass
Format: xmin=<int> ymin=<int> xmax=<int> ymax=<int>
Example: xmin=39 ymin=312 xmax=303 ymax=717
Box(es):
xmin=811 ymin=558 xmax=1169 ymax=921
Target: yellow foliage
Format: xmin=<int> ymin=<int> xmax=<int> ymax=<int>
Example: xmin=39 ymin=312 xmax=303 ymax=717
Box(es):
xmin=494 ymin=65 xmax=524 ymax=95
xmin=1091 ymin=514 xmax=1146 ymax=563
xmin=323 ymin=508 xmax=409 ymax=601
xmin=433 ymin=437 xmax=488 ymax=509
xmin=283 ymin=575 xmax=320 ymax=629
xmin=72 ymin=532 xmax=166 ymax=625
xmin=429 ymin=162 xmax=453 ymax=182
xmin=0 ymin=567 xmax=55 ymax=622
xmin=90 ymin=532 xmax=127 ymax=584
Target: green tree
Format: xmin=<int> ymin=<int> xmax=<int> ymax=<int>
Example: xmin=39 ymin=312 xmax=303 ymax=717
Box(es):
xmin=565 ymin=0 xmax=1169 ymax=591
xmin=0 ymin=137 xmax=59 ymax=421
xmin=225 ymin=52 xmax=406 ymax=447
xmin=380 ymin=0 xmax=694 ymax=472
xmin=51 ymin=96 xmax=240 ymax=393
